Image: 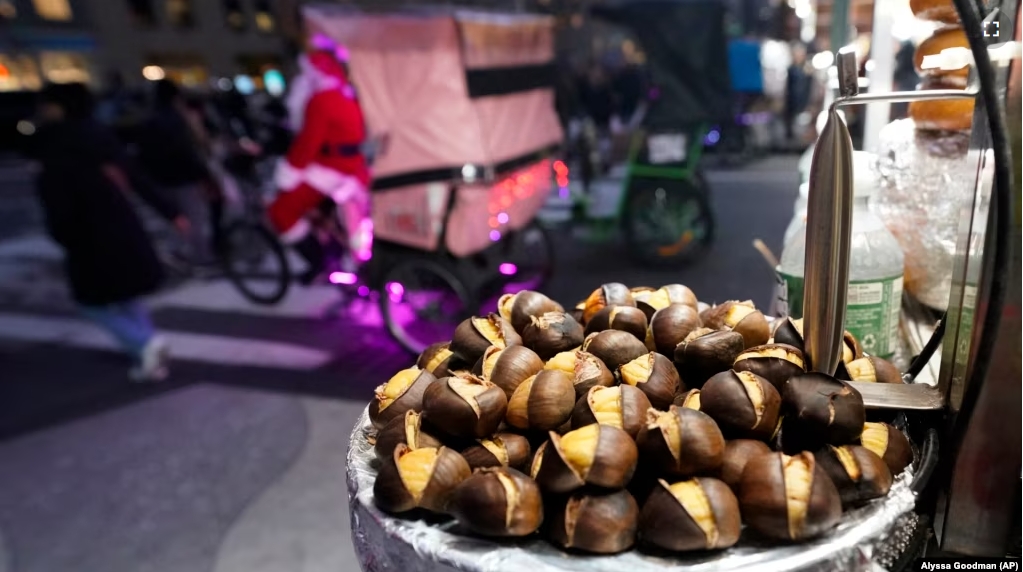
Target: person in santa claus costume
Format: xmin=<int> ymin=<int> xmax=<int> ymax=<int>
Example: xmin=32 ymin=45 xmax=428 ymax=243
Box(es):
xmin=268 ymin=49 xmax=372 ymax=284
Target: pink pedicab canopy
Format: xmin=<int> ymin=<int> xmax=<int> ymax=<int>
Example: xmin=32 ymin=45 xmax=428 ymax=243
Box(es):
xmin=303 ymin=6 xmax=563 ymax=256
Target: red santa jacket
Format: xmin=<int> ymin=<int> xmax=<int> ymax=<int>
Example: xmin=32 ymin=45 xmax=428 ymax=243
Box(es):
xmin=275 ymin=88 xmax=370 ymax=194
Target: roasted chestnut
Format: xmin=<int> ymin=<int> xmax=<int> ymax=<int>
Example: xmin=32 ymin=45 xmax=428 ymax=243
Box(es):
xmin=582 ymin=329 xmax=649 ymax=372
xmin=583 ymin=282 xmax=635 ymax=324
xmin=634 ymin=284 xmax=699 ymax=319
xmin=498 ymin=290 xmax=564 ymax=333
xmin=719 ymin=439 xmax=772 ymax=489
xmin=674 ymin=388 xmax=702 ymax=410
xmin=416 ymin=342 xmax=465 ymax=378
xmin=460 ymin=432 xmax=532 ymax=471
xmin=448 ymin=467 xmax=543 ymax=537
xmin=815 ymin=444 xmax=893 ymax=506
xmin=422 ymin=373 xmax=508 ymax=439
xmin=700 ymin=370 xmax=781 ymax=441
xmin=732 ymin=344 xmax=805 ymax=391
xmin=700 ymin=300 xmax=770 ymax=349
xmin=531 ymin=424 xmax=638 ymax=493
xmin=584 ymin=305 xmax=648 ymax=341
xmin=637 ymin=406 xmax=725 ymax=478
xmin=450 ymin=314 xmax=522 ymax=364
xmin=617 ymin=352 xmax=681 ymax=410
xmin=547 ymin=489 xmax=639 ymax=554
xmin=369 ymin=367 xmax=437 ymax=429
xmin=475 ymin=345 xmax=544 ymax=399
xmin=639 ymin=477 xmax=741 ymax=551
xmin=522 ymin=311 xmax=585 ymax=360
xmin=844 ymin=356 xmax=903 ymax=384
xmin=506 ymin=370 xmax=576 ymax=431
xmin=570 ymin=301 xmax=586 ymax=325
xmin=781 ymin=373 xmax=866 ymax=447
xmin=374 ymin=444 xmax=471 ymax=514
xmin=738 ymin=451 xmax=842 ymax=541
xmin=545 ymin=349 xmax=616 ymax=398
xmin=860 ymin=422 xmax=913 ymax=475
xmin=570 ymin=385 xmax=652 ymax=439
xmin=771 ymin=318 xmax=862 ymax=375
xmin=647 ymin=304 xmax=703 ymax=357
xmin=674 ymin=329 xmax=746 ymax=388
xmin=375 ymin=410 xmax=443 ymax=459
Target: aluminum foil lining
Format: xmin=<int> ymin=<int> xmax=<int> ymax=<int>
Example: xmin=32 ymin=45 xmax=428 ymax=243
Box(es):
xmin=874 ymin=118 xmax=976 ymax=310
xmin=347 ymin=409 xmax=919 ymax=572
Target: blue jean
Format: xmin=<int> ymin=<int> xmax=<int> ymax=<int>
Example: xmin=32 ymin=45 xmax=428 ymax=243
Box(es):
xmin=79 ymin=300 xmax=155 ymax=362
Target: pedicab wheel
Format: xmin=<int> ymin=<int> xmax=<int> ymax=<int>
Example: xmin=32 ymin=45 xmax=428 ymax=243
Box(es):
xmin=504 ymin=220 xmax=555 ymax=290
xmin=379 ymin=259 xmax=475 ymax=355
xmin=622 ymin=175 xmax=715 ymax=267
xmin=221 ymin=221 xmax=292 ymax=305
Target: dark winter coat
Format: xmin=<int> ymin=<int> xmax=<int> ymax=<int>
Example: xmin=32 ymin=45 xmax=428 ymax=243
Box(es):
xmin=34 ymin=119 xmax=178 ymax=306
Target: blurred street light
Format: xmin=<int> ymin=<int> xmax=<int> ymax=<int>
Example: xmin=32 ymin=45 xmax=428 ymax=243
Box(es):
xmin=142 ymin=65 xmax=165 ymax=81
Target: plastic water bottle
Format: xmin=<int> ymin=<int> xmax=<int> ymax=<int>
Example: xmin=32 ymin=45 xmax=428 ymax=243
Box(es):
xmin=776 ymin=151 xmax=905 ymax=358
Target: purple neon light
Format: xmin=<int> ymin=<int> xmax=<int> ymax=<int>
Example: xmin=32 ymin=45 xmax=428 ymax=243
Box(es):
xmin=329 ymin=271 xmax=358 ymax=285
xmin=559 ymin=186 xmax=570 ymax=199
xmin=386 ymin=281 xmax=405 ymax=303
xmin=489 ymin=230 xmax=501 ymax=241
xmin=499 ymin=263 xmax=517 ymax=276
xmin=357 ymin=285 xmax=370 ymax=297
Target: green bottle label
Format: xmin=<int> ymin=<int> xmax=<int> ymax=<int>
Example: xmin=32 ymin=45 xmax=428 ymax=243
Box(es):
xmin=777 ymin=271 xmax=903 ymax=358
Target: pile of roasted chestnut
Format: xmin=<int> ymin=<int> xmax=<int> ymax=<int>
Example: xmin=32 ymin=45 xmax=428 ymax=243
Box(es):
xmin=368 ymin=284 xmax=913 ymax=555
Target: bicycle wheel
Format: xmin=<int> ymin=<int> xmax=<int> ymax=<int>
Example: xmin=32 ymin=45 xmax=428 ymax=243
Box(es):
xmin=221 ymin=221 xmax=292 ymax=305
xmin=503 ymin=220 xmax=555 ymax=290
xmin=379 ymin=259 xmax=474 ymax=355
xmin=622 ymin=175 xmax=715 ymax=267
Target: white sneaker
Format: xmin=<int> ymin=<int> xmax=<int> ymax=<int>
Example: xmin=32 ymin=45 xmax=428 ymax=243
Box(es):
xmin=129 ymin=335 xmax=170 ymax=383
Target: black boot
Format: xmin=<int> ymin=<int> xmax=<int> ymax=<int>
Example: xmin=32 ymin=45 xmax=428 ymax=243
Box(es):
xmin=292 ymin=234 xmax=326 ymax=286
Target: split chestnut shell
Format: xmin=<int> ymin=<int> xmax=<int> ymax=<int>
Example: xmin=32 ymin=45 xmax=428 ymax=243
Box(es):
xmin=374 ymin=410 xmax=443 ymax=459
xmin=637 ymin=406 xmax=725 ymax=478
xmin=582 ymin=282 xmax=635 ymax=324
xmin=498 ymin=290 xmax=564 ymax=333
xmin=505 ymin=369 xmax=576 ymax=431
xmin=450 ymin=314 xmax=522 ymax=365
xmin=582 ymin=329 xmax=649 ymax=372
xmin=639 ymin=477 xmax=741 ymax=551
xmin=369 ymin=367 xmax=437 ymax=429
xmin=700 ymin=300 xmax=770 ymax=349
xmin=570 ymin=385 xmax=652 ymax=439
xmin=700 ymin=370 xmax=781 ymax=441
xmin=422 ymin=373 xmax=508 ymax=439
xmin=647 ymin=304 xmax=703 ymax=357
xmin=522 ymin=312 xmax=585 ymax=360
xmin=860 ymin=422 xmax=913 ymax=475
xmin=674 ymin=329 xmax=746 ymax=388
xmin=460 ymin=432 xmax=532 ymax=471
xmin=544 ymin=349 xmax=616 ymax=398
xmin=738 ymin=451 xmax=842 ymax=541
xmin=547 ymin=489 xmax=639 ymax=554
xmin=475 ymin=345 xmax=545 ymax=399
xmin=448 ymin=467 xmax=544 ymax=537
xmin=531 ymin=424 xmax=639 ymax=493
xmin=373 ymin=444 xmax=471 ymax=514
xmin=732 ymin=343 xmax=806 ymax=391
xmin=617 ymin=351 xmax=681 ymax=410
xmin=781 ymin=373 xmax=866 ymax=448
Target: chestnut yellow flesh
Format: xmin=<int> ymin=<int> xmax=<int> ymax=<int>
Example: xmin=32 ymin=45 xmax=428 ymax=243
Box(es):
xmin=736 ymin=370 xmax=767 ymax=424
xmin=530 ymin=442 xmax=547 ymax=479
xmin=481 ymin=438 xmax=510 ymax=466
xmin=668 ymin=480 xmax=718 ymax=546
xmin=683 ymin=327 xmax=716 ymax=343
xmin=619 ymin=354 xmax=653 ymax=386
xmin=377 ymin=368 xmax=422 ymax=411
xmin=833 ymin=446 xmax=861 ymax=480
xmin=724 ymin=301 xmax=757 ymax=327
xmin=506 ymin=375 xmax=537 ymax=428
xmin=481 ymin=347 xmax=503 ymax=380
xmin=842 ymin=344 xmax=854 ymax=364
xmin=861 ymin=423 xmax=889 ymax=458
xmin=448 ymin=376 xmax=490 ymax=416
xmin=737 ymin=346 xmax=805 ymax=368
xmin=846 ymin=359 xmax=876 ymax=382
xmin=589 ymin=386 xmax=624 ymax=428
xmin=424 ymin=348 xmax=454 ymax=374
xmin=790 ymin=319 xmax=805 ymax=338
xmin=497 ymin=294 xmax=516 ymax=322
xmin=404 ymin=412 xmax=421 ymax=449
xmin=651 ymin=410 xmax=682 ymax=462
xmin=558 ymin=424 xmax=600 ymax=476
xmin=495 ymin=470 xmax=520 ymax=527
xmin=397 ymin=447 xmax=440 ymax=503
xmin=563 ymin=496 xmax=583 ymax=541
xmin=645 ymin=290 xmax=672 ymax=312
xmin=545 ymin=351 xmax=577 ymax=373
xmin=783 ymin=454 xmax=813 ymax=540
xmin=681 ymin=391 xmax=701 ymax=410
xmin=472 ymin=316 xmax=506 ymax=347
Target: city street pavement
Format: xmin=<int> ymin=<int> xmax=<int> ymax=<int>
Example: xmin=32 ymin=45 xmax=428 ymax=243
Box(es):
xmin=0 ymin=155 xmax=798 ymax=572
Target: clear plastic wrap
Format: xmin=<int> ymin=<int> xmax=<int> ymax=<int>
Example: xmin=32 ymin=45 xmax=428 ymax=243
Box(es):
xmin=874 ymin=118 xmax=975 ymax=309
xmin=347 ymin=409 xmax=919 ymax=572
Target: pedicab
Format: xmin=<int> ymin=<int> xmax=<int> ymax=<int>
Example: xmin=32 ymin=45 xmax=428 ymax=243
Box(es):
xmin=303 ymin=5 xmax=563 ymax=354
xmin=581 ymin=0 xmax=734 ymax=266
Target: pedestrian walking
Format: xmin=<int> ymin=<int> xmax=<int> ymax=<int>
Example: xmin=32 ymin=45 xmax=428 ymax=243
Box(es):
xmin=33 ymin=82 xmax=186 ymax=382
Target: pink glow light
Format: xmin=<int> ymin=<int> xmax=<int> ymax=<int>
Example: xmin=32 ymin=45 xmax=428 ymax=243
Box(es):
xmin=499 ymin=263 xmax=517 ymax=276
xmin=489 ymin=230 xmax=501 ymax=242
xmin=386 ymin=282 xmax=405 ymax=303
xmin=497 ymin=212 xmax=509 ymax=224
xmin=329 ymin=271 xmax=358 ymax=285
xmin=357 ymin=285 xmax=370 ymax=297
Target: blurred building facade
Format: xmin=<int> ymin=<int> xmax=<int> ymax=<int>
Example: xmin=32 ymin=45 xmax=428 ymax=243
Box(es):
xmin=0 ymin=0 xmax=95 ymax=91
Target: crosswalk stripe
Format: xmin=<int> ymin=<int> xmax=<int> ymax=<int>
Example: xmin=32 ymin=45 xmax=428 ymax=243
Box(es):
xmin=149 ymin=280 xmax=345 ymax=320
xmin=0 ymin=312 xmax=334 ymax=370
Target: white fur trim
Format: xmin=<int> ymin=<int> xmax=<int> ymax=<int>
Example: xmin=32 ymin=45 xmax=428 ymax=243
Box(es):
xmin=275 ymin=160 xmax=305 ymax=191
xmin=279 ymin=218 xmax=312 ymax=244
xmin=303 ymin=164 xmax=362 ymax=199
